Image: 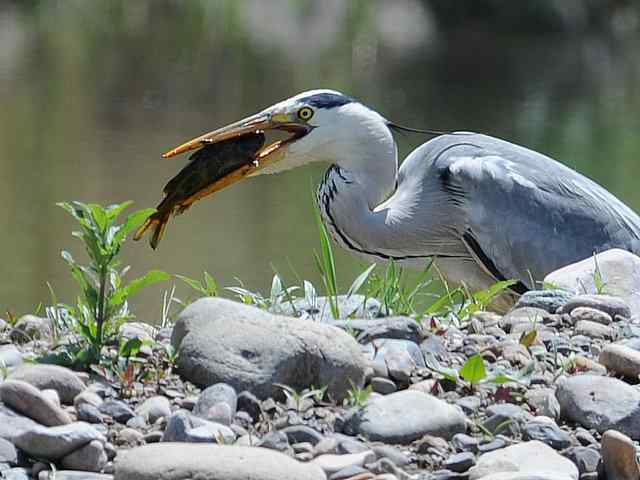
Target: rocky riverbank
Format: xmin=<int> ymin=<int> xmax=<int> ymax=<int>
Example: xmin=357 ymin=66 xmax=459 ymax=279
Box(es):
xmin=1 ymin=249 xmax=640 ymax=480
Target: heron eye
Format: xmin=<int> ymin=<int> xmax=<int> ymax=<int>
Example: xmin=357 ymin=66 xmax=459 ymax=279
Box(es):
xmin=297 ymin=107 xmax=314 ymax=121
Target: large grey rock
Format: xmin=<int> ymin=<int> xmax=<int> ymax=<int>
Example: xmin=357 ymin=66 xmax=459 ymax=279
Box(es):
xmin=114 ymin=443 xmax=327 ymax=480
xmin=61 ymin=440 xmax=108 ymax=472
xmin=556 ymin=375 xmax=640 ymax=438
xmin=0 ymin=404 xmax=40 ymax=442
xmin=558 ymin=294 xmax=632 ymax=320
xmin=0 ymin=380 xmax=71 ymax=426
xmin=468 ymin=441 xmax=578 ymax=480
xmin=171 ymin=298 xmax=367 ymax=400
xmin=9 ymin=315 xmax=52 ymax=343
xmin=345 ymin=390 xmax=466 ymax=444
xmin=8 ymin=364 xmax=85 ymax=404
xmin=545 ymin=249 xmax=640 ymax=317
xmin=13 ymin=422 xmax=104 ymax=460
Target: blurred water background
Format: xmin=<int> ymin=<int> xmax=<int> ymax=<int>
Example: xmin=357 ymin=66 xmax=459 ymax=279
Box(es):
xmin=1 ymin=0 xmax=639 ymax=321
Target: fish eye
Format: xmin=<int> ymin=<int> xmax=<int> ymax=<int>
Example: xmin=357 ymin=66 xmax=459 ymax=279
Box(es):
xmin=297 ymin=107 xmax=314 ymax=121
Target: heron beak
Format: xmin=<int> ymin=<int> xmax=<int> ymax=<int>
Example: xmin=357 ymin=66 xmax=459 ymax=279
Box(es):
xmin=162 ymin=111 xmax=310 ymax=161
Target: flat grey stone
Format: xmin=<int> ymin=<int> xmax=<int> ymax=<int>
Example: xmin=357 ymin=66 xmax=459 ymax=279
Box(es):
xmin=99 ymin=399 xmax=135 ymax=423
xmin=523 ymin=419 xmax=572 ymax=450
xmin=563 ymin=446 xmax=600 ymax=475
xmin=329 ymin=316 xmax=422 ymax=343
xmin=558 ymin=294 xmax=632 ymax=320
xmin=311 ymin=450 xmax=375 ymax=475
xmin=0 ymin=404 xmax=40 ymax=442
xmin=0 ymin=380 xmax=71 ymax=426
xmin=445 ymin=452 xmax=476 ymax=473
xmin=113 ymin=443 xmax=326 ymax=480
xmin=514 ymin=290 xmax=574 ymax=313
xmin=468 ymin=441 xmax=578 ymax=480
xmin=570 ymin=307 xmax=612 ymax=325
xmin=525 ymin=388 xmax=561 ymax=421
xmin=8 ymin=364 xmax=85 ymax=404
xmin=556 ymin=375 xmax=640 ymax=438
xmin=172 ymin=298 xmax=367 ymax=401
xmin=13 ymin=422 xmax=104 ymax=460
xmin=574 ymin=320 xmax=613 ymax=340
xmin=280 ymin=426 xmax=324 ymax=446
xmin=39 ymin=472 xmax=113 ymax=480
xmin=77 ymin=403 xmax=104 ymax=424
xmin=362 ymin=338 xmax=425 ymax=383
xmin=346 ymin=390 xmax=466 ymax=444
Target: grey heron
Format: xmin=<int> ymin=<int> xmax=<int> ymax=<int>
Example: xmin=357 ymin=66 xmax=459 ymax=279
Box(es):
xmin=136 ymin=89 xmax=640 ymax=309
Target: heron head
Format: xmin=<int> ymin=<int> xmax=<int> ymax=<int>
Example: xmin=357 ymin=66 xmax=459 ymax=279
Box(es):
xmin=162 ymin=89 xmax=394 ymax=187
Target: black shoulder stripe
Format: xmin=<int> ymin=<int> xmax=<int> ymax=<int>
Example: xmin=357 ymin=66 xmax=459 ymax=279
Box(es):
xmin=300 ymin=92 xmax=355 ymax=109
xmin=462 ymin=231 xmax=528 ymax=295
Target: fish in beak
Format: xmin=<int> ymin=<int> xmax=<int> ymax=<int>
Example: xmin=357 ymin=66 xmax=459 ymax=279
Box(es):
xmin=134 ymin=111 xmax=311 ymax=249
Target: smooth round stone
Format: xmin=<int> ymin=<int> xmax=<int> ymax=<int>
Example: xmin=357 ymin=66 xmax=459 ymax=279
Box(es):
xmin=452 ymin=433 xmax=479 ymax=453
xmin=77 ymin=403 xmax=104 ymax=424
xmin=514 ymin=290 xmax=574 ymax=313
xmin=599 ymin=343 xmax=640 ymax=378
xmin=0 ymin=438 xmax=17 ymax=465
xmin=563 ymin=446 xmax=600 ymax=475
xmin=370 ymin=377 xmax=397 ymax=395
xmin=8 ymin=365 xmax=85 ymax=404
xmin=192 ymin=383 xmax=237 ymax=420
xmin=99 ymin=400 xmax=135 ymax=424
xmin=311 ymin=451 xmax=376 ymax=475
xmin=346 ymin=390 xmax=466 ymax=444
xmin=558 ymin=294 xmax=632 ymax=320
xmin=523 ymin=419 xmax=572 ymax=450
xmin=61 ymin=440 xmax=107 ymax=472
xmin=468 ymin=441 xmax=578 ymax=480
xmin=444 ymin=452 xmax=476 ymax=473
xmin=9 ymin=315 xmax=52 ymax=343
xmin=570 ymin=307 xmax=612 ymax=325
xmin=13 ymin=422 xmax=104 ymax=460
xmin=600 ymin=430 xmax=640 ymax=480
xmin=136 ymin=396 xmax=171 ymax=424
xmin=0 ymin=345 xmax=23 ymax=368
xmin=556 ymin=375 xmax=640 ymax=439
xmin=0 ymin=380 xmax=71 ymax=427
xmin=280 ymin=426 xmax=324 ymax=446
xmin=574 ymin=320 xmax=613 ymax=340
xmin=114 ymin=444 xmax=326 ymax=480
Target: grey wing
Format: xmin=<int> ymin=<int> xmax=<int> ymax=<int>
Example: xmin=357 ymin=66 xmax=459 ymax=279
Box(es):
xmin=422 ymin=133 xmax=640 ymax=288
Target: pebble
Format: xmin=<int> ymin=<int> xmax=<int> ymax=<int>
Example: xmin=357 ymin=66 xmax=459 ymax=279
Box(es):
xmin=346 ymin=390 xmax=466 ymax=444
xmin=9 ymin=315 xmax=52 ymax=343
xmin=136 ymin=396 xmax=171 ymax=424
xmin=574 ymin=320 xmax=613 ymax=340
xmin=77 ymin=403 xmax=104 ymax=424
xmin=311 ymin=451 xmax=376 ymax=475
xmin=455 ymin=396 xmax=481 ymax=415
xmin=114 ymin=443 xmax=326 ymax=480
xmin=482 ymin=404 xmax=530 ymax=437
xmin=451 ymin=433 xmax=479 ymax=453
xmin=257 ymin=430 xmax=290 ymax=452
xmin=599 ymin=343 xmax=640 ymax=378
xmin=8 ymin=364 xmax=85 ymax=404
xmin=477 ymin=436 xmax=507 ymax=453
xmin=39 ymin=472 xmax=113 ymax=480
xmin=236 ymin=391 xmax=262 ymax=422
xmin=556 ymin=375 xmax=640 ymax=438
xmin=329 ymin=465 xmax=370 ymax=480
xmin=13 ymin=422 xmax=104 ymax=460
xmin=468 ymin=440 xmax=578 ymax=480
xmin=444 ymin=452 xmax=475 ymax=473
xmin=0 ymin=438 xmax=17 ymax=465
xmin=600 ymin=429 xmax=640 ymax=480
xmin=363 ymin=339 xmax=426 ymax=383
xmin=281 ymin=425 xmax=324 ymax=445
xmin=371 ymin=445 xmax=411 ymax=467
xmin=570 ymin=306 xmax=612 ymax=325
xmin=371 ymin=377 xmax=397 ymax=395
xmin=558 ymin=293 xmax=632 ymax=320
xmin=500 ymin=307 xmax=552 ymax=333
xmin=99 ymin=399 xmax=135 ymax=424
xmin=514 ymin=289 xmax=574 ymax=313
xmin=192 ymin=383 xmax=237 ymax=420
xmin=523 ymin=418 xmax=572 ymax=449
xmin=563 ymin=446 xmax=600 ymax=475
xmin=525 ymin=388 xmax=561 ymax=420
xmin=0 ymin=380 xmax=71 ymax=426
xmin=61 ymin=439 xmax=107 ymax=472
xmin=117 ymin=428 xmax=145 ymax=446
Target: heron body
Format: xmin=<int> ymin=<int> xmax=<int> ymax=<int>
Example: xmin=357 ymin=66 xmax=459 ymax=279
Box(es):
xmin=138 ymin=89 xmax=640 ymax=308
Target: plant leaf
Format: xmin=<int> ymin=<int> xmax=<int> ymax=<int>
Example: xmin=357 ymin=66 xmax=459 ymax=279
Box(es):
xmin=460 ymin=353 xmax=487 ymax=384
xmin=519 ymin=330 xmax=538 ymax=348
xmin=110 ymin=270 xmax=170 ymax=307
xmin=347 ymin=264 xmax=376 ymax=298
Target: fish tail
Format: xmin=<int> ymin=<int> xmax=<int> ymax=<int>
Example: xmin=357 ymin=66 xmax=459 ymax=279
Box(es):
xmin=133 ymin=203 xmax=173 ymax=249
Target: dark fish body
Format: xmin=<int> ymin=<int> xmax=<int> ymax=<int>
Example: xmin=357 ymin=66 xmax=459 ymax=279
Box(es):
xmin=134 ymin=132 xmax=265 ymax=248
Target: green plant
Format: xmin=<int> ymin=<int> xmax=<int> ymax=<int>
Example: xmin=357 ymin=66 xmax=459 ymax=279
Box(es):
xmin=459 ymin=353 xmax=487 ymax=387
xmin=46 ymin=201 xmax=169 ymax=368
xmin=275 ymin=384 xmax=326 ymax=412
xmin=313 ymin=202 xmax=340 ymax=319
xmin=176 ymin=271 xmax=218 ymax=298
xmin=345 ymin=381 xmax=373 ymax=408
